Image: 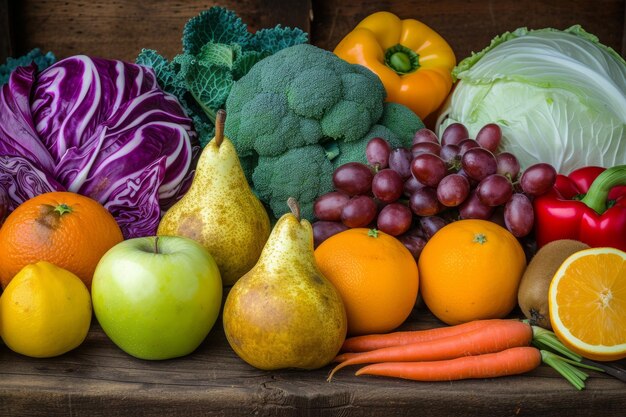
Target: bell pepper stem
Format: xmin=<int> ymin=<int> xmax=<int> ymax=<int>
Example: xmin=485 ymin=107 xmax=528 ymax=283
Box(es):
xmin=384 ymin=44 xmax=420 ymax=75
xmin=580 ymin=165 xmax=626 ymax=214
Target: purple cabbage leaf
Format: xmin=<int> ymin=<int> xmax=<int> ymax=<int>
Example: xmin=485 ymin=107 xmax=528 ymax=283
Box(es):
xmin=0 ymin=56 xmax=200 ymax=238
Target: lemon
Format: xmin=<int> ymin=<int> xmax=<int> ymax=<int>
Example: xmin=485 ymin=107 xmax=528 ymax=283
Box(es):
xmin=0 ymin=261 xmax=92 ymax=358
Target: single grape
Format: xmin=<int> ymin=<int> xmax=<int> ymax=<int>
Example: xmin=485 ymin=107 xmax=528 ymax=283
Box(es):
xmin=411 ymin=141 xmax=442 ymax=158
xmin=341 ymin=195 xmax=378 ymax=228
xmin=333 ymin=162 xmax=373 ymax=195
xmin=312 ymin=221 xmax=349 ymax=248
xmin=458 ymin=190 xmax=494 ymax=220
xmin=366 ymin=137 xmax=391 ymax=170
xmin=476 ymin=174 xmax=513 ymax=207
xmin=377 ymin=203 xmax=413 ymax=236
xmin=419 ymin=216 xmax=447 ymax=239
xmin=520 ymin=163 xmax=557 ymax=196
xmin=410 ymin=153 xmax=448 ymax=187
xmin=409 ymin=188 xmax=442 ymax=216
xmin=372 ymin=169 xmax=404 ymax=203
xmin=398 ymin=234 xmax=427 ymax=260
xmin=476 ymin=123 xmax=502 ymax=152
xmin=496 ymin=152 xmax=521 ymax=180
xmin=388 ymin=147 xmax=413 ymax=179
xmin=441 ymin=123 xmax=469 ymax=146
xmin=437 ymin=174 xmax=470 ymax=207
xmin=440 ymin=144 xmax=460 ymax=164
xmin=458 ymin=139 xmax=480 ymax=155
xmin=403 ymin=175 xmax=425 ymax=197
xmin=412 ymin=128 xmax=440 ymax=145
xmin=461 ymin=147 xmax=497 ymax=181
xmin=313 ymin=191 xmax=350 ymax=221
xmin=504 ymin=193 xmax=535 ymax=237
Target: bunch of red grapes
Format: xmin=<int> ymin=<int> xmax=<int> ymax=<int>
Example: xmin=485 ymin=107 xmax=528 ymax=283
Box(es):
xmin=312 ymin=122 xmax=557 ymax=259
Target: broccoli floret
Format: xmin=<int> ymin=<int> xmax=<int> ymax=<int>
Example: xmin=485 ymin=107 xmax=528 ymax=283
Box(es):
xmin=252 ymin=145 xmax=334 ymax=220
xmin=379 ymin=102 xmax=426 ymax=143
xmin=225 ymin=44 xmax=424 ymax=220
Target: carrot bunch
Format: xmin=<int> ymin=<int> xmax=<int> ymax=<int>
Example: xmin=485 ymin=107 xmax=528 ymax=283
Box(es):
xmin=328 ymin=319 xmax=602 ymax=390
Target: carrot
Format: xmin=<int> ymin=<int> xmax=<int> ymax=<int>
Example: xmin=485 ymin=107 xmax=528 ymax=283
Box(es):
xmin=354 ymin=346 xmax=542 ymax=381
xmin=328 ymin=319 xmax=532 ymax=381
xmin=341 ymin=319 xmax=498 ymax=353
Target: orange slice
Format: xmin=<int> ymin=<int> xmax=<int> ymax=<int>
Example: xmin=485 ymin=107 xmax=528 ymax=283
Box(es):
xmin=549 ymin=247 xmax=626 ymax=361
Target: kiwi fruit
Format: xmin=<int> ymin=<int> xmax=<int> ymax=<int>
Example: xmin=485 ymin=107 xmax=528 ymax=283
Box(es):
xmin=517 ymin=239 xmax=589 ymax=329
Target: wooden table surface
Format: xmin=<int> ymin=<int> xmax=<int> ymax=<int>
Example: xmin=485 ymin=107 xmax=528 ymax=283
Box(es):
xmin=0 ymin=307 xmax=624 ymax=417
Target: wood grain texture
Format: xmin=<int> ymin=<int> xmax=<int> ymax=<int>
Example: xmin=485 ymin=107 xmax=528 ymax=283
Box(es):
xmin=0 ymin=0 xmax=13 ymax=62
xmin=0 ymin=308 xmax=624 ymax=416
xmin=8 ymin=0 xmax=626 ymax=63
xmin=9 ymin=0 xmax=312 ymax=61
xmin=312 ymin=0 xmax=626 ymax=60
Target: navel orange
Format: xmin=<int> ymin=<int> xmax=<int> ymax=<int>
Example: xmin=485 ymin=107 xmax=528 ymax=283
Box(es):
xmin=0 ymin=191 xmax=124 ymax=290
xmin=418 ymin=219 xmax=526 ymax=325
xmin=314 ymin=228 xmax=419 ymax=336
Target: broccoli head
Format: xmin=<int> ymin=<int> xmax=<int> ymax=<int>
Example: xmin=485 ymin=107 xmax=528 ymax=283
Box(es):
xmin=225 ymin=44 xmax=424 ymax=220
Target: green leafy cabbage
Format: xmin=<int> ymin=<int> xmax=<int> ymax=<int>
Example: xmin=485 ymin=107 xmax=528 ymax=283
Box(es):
xmin=0 ymin=48 xmax=55 ymax=85
xmin=136 ymin=7 xmax=308 ymax=146
xmin=437 ymin=26 xmax=626 ymax=174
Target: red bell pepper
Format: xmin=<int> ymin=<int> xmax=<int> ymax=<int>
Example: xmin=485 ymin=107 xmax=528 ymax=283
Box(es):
xmin=533 ymin=165 xmax=626 ymax=251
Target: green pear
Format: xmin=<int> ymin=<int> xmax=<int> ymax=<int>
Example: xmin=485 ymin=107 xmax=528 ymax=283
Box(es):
xmin=157 ymin=110 xmax=270 ymax=286
xmin=223 ymin=198 xmax=347 ymax=370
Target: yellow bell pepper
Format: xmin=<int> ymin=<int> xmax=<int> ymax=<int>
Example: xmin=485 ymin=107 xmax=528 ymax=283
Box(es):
xmin=334 ymin=11 xmax=456 ymax=120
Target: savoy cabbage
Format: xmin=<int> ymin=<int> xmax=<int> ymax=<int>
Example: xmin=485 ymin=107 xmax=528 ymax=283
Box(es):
xmin=137 ymin=7 xmax=308 ymax=146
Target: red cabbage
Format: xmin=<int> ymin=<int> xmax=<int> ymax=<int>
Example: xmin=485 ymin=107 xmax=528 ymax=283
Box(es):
xmin=0 ymin=56 xmax=200 ymax=238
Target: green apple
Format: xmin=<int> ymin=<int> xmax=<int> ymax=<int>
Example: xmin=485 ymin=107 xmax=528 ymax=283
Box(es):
xmin=92 ymin=235 xmax=222 ymax=360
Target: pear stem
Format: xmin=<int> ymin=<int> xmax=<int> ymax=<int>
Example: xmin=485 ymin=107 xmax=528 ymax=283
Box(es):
xmin=215 ymin=109 xmax=226 ymax=147
xmin=287 ymin=197 xmax=301 ymax=221
xmin=154 ymin=236 xmax=160 ymax=254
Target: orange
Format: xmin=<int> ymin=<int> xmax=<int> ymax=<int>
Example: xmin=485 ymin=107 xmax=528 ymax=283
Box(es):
xmin=314 ymin=228 xmax=419 ymax=336
xmin=0 ymin=191 xmax=124 ymax=290
xmin=549 ymin=247 xmax=626 ymax=362
xmin=417 ymin=219 xmax=526 ymax=325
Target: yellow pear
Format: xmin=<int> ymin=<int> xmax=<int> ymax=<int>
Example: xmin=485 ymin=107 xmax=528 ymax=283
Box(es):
xmin=223 ymin=198 xmax=347 ymax=370
xmin=157 ymin=110 xmax=270 ymax=285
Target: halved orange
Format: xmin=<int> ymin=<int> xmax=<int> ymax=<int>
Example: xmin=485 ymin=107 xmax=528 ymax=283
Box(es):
xmin=549 ymin=247 xmax=626 ymax=361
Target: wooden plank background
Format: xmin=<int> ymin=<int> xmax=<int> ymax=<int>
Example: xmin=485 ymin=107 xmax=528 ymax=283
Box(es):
xmin=1 ymin=0 xmax=625 ymax=65
xmin=0 ymin=0 xmax=13 ymax=60
xmin=313 ymin=0 xmax=626 ymax=58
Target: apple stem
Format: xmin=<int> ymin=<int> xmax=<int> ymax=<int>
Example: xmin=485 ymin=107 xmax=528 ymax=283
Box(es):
xmin=154 ymin=236 xmax=160 ymax=254
xmin=215 ymin=109 xmax=226 ymax=148
xmin=287 ymin=197 xmax=300 ymax=221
